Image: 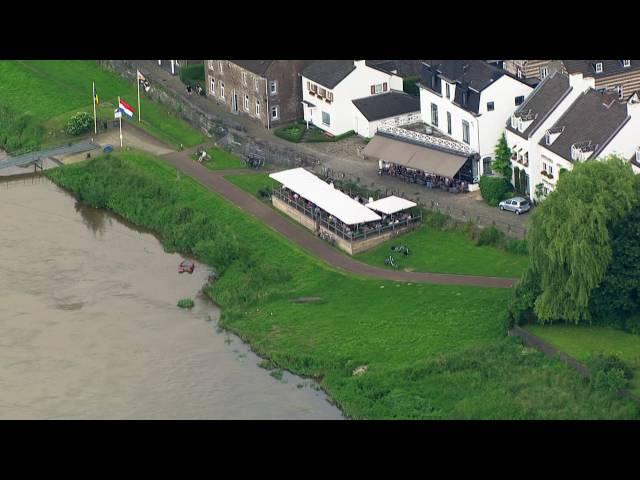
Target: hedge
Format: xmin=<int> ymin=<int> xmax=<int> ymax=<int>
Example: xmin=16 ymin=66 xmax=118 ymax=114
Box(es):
xmin=479 ymin=175 xmax=513 ymax=206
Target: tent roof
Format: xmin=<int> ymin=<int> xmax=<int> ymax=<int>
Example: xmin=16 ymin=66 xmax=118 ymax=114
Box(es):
xmin=363 ymin=135 xmax=469 ymax=178
xmin=269 ymin=168 xmax=381 ymax=225
xmin=366 ymin=196 xmax=417 ymax=215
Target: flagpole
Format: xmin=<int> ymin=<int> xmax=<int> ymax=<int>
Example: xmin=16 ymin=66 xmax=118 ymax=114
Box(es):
xmin=93 ymin=81 xmax=97 ymax=135
xmin=137 ymin=71 xmax=141 ymax=123
xmin=118 ymin=96 xmax=123 ymax=148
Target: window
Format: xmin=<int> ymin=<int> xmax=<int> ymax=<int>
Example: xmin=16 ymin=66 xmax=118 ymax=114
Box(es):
xmin=256 ymin=100 xmax=260 ymax=116
xmin=219 ymin=61 xmax=224 ymax=74
xmin=548 ymin=164 xmax=553 ymax=176
xmin=595 ymin=62 xmax=603 ymax=73
xmin=540 ymin=66 xmax=549 ymax=79
xmin=623 ymin=60 xmax=631 ymax=68
xmin=447 ymin=111 xmax=452 ymax=134
xmin=445 ymin=83 xmax=450 ymax=99
xmin=487 ymin=101 xmax=495 ymax=111
xmin=244 ymin=95 xmax=249 ymax=112
xmin=208 ymin=60 xmax=214 ymax=70
xmin=322 ymin=111 xmax=330 ymax=126
xmin=515 ymin=96 xmax=525 ymax=106
xmin=516 ymin=67 xmax=523 ymax=79
xmin=255 ymin=78 xmax=259 ymax=91
xmin=482 ymin=157 xmax=493 ymax=176
xmin=462 ymin=120 xmax=470 ymax=144
xmin=326 ymin=91 xmax=333 ymax=102
xmin=209 ymin=78 xmax=215 ymax=96
xmin=371 ymin=83 xmax=388 ymax=94
xmin=242 ymin=71 xmax=247 ymax=86
xmin=270 ymin=105 xmax=279 ymax=120
xmin=220 ymin=82 xmax=225 ymax=99
xmin=430 ymin=103 xmax=438 ymax=127
xmin=462 ymin=91 xmax=468 ymax=106
xmin=617 ymin=85 xmax=624 ymax=99
xmin=543 ymin=161 xmax=547 ymax=171
xmin=318 ymin=87 xmax=326 ymax=98
xmin=269 ymin=80 xmax=278 ymax=95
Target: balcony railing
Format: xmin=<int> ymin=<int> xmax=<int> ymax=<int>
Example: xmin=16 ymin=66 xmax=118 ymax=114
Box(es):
xmin=378 ymin=125 xmax=476 ymax=156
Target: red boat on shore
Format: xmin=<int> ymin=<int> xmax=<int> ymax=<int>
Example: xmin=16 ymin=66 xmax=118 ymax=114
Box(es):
xmin=178 ymin=260 xmax=195 ymax=274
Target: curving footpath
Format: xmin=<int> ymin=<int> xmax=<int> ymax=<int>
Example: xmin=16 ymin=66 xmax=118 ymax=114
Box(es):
xmin=159 ymin=146 xmax=518 ymax=289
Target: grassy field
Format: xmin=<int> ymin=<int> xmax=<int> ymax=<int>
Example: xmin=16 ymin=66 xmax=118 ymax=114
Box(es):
xmin=225 ymin=172 xmax=277 ymax=196
xmin=527 ymin=325 xmax=640 ymax=395
xmin=193 ymin=146 xmax=246 ymax=171
xmin=0 ymin=60 xmax=206 ymax=152
xmin=357 ymin=225 xmax=529 ymax=278
xmin=44 ymin=151 xmax=640 ymax=419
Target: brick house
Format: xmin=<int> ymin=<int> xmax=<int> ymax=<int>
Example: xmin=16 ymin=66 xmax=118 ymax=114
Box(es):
xmin=503 ymin=60 xmax=640 ymax=100
xmin=205 ymin=60 xmax=312 ymax=128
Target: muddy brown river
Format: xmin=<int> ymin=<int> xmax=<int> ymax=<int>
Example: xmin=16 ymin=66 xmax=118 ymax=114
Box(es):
xmin=0 ymin=176 xmax=342 ymax=419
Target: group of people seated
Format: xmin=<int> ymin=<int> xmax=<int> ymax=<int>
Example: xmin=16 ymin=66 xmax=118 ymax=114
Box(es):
xmin=279 ymin=186 xmax=416 ymax=241
xmin=378 ymin=160 xmax=468 ymax=193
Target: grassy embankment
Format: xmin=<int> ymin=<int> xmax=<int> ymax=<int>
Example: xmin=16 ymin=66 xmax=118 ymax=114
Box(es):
xmin=192 ymin=146 xmax=246 ymax=171
xmin=0 ymin=60 xmax=206 ymax=153
xmin=45 ymin=151 xmax=640 ymax=419
xmin=527 ymin=325 xmax=640 ymax=396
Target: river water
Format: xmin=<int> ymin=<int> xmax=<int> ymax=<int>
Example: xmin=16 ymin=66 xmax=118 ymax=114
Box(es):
xmin=0 ymin=176 xmax=342 ymax=419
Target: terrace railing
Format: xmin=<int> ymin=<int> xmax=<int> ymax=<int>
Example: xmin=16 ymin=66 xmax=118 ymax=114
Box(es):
xmin=273 ymin=188 xmax=421 ymax=243
xmin=377 ymin=125 xmax=477 ymax=156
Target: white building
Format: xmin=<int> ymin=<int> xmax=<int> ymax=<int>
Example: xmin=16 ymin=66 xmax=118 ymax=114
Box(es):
xmin=418 ymin=60 xmax=533 ymax=179
xmin=506 ymin=73 xmax=640 ymax=201
xmin=301 ymin=60 xmax=411 ymax=137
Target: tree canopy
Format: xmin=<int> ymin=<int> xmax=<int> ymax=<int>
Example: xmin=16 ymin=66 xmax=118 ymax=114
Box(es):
xmin=493 ymin=133 xmax=513 ymax=178
xmin=526 ymin=156 xmax=637 ymax=323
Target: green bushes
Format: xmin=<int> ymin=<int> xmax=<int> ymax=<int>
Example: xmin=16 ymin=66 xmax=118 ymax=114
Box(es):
xmin=177 ymin=298 xmax=195 ymax=309
xmin=65 ymin=112 xmax=93 ymax=136
xmin=403 ymin=76 xmax=421 ymax=97
xmin=274 ymin=122 xmax=305 ymax=143
xmin=588 ymin=354 xmax=633 ymax=392
xmin=179 ymin=63 xmax=205 ymax=89
xmin=479 ymin=175 xmax=513 ymax=206
xmin=0 ymin=107 xmax=43 ymax=153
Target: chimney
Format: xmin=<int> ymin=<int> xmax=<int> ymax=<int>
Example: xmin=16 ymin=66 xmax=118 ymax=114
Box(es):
xmin=354 ymin=60 xmax=366 ymax=68
xmin=569 ymin=72 xmax=595 ymax=93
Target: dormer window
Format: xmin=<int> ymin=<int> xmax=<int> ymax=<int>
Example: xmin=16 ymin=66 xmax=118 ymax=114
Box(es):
xmin=445 ymin=83 xmax=451 ymax=99
xmin=545 ymin=132 xmax=551 ymax=145
xmin=462 ymin=91 xmax=468 ymax=106
xmin=623 ymin=60 xmax=631 ymax=68
xmin=510 ymin=114 xmax=517 ymax=129
xmin=595 ymin=62 xmax=603 ymax=73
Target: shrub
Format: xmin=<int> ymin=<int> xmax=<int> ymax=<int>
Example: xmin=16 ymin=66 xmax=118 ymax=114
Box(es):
xmin=475 ymin=226 xmax=506 ymax=247
xmin=65 ymin=112 xmax=93 ymax=136
xmin=179 ymin=63 xmax=205 ymax=86
xmin=274 ymin=122 xmax=305 ymax=143
xmin=479 ymin=175 xmax=513 ymax=206
xmin=588 ymin=354 xmax=633 ymax=380
xmin=403 ymin=76 xmax=421 ymax=97
xmin=177 ymin=298 xmax=195 ymax=309
xmin=505 ymin=238 xmax=529 ymax=255
xmin=591 ymin=368 xmax=628 ymax=393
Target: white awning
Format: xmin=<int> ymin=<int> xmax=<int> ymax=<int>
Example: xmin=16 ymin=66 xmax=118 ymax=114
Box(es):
xmin=366 ymin=196 xmax=417 ymax=215
xmin=269 ymin=168 xmax=381 ymax=225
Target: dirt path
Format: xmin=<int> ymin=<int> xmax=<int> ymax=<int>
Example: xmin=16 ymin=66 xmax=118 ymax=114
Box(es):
xmin=159 ymin=147 xmax=518 ymax=289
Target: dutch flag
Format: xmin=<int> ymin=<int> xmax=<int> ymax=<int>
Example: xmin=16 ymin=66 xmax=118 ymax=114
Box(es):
xmin=118 ymin=98 xmax=135 ymax=118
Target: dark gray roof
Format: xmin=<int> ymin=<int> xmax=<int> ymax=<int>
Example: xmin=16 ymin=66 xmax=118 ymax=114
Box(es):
xmin=420 ymin=60 xmax=525 ymax=114
xmin=539 ymin=89 xmax=630 ymax=162
xmin=303 ymin=60 xmax=357 ymax=88
xmin=563 ymin=60 xmax=640 ymax=78
xmin=366 ymin=60 xmax=424 ymax=77
xmin=232 ymin=60 xmax=274 ymax=76
xmin=506 ymin=72 xmax=572 ymax=139
xmin=352 ymin=91 xmax=420 ymax=121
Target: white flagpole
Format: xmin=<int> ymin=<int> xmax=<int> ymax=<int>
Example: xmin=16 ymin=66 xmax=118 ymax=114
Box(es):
xmin=118 ymin=96 xmax=123 ymax=148
xmin=137 ymin=70 xmax=141 ymax=123
xmin=93 ymin=81 xmax=97 ymax=135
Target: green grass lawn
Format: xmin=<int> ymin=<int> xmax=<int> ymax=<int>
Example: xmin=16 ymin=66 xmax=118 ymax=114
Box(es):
xmin=225 ymin=173 xmax=277 ymax=196
xmin=357 ymin=225 xmax=529 ymax=278
xmin=0 ymin=60 xmax=206 ymax=152
xmin=527 ymin=324 xmax=640 ymax=395
xmin=193 ymin=146 xmax=246 ymax=170
xmin=45 ymin=151 xmax=640 ymax=419
xmin=274 ymin=121 xmax=305 ymax=143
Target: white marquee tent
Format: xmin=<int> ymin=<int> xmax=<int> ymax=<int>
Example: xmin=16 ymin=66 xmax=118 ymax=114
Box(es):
xmin=366 ymin=196 xmax=416 ymax=215
xmin=269 ymin=168 xmax=381 ymax=225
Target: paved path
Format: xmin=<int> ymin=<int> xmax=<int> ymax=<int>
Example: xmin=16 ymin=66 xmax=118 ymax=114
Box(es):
xmin=159 ymin=147 xmax=518 ymax=289
xmin=131 ymin=60 xmax=530 ymax=238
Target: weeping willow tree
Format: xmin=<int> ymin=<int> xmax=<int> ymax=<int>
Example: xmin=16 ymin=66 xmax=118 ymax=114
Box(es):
xmin=527 ymin=155 xmax=637 ymax=324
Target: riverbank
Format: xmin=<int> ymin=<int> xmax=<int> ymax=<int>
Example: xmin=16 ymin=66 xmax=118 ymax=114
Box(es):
xmin=44 ymin=150 xmax=640 ymax=419
xmin=0 ymin=178 xmax=341 ymax=419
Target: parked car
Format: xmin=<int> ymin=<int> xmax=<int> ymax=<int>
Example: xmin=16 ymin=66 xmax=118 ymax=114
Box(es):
xmin=499 ymin=197 xmax=531 ymax=215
